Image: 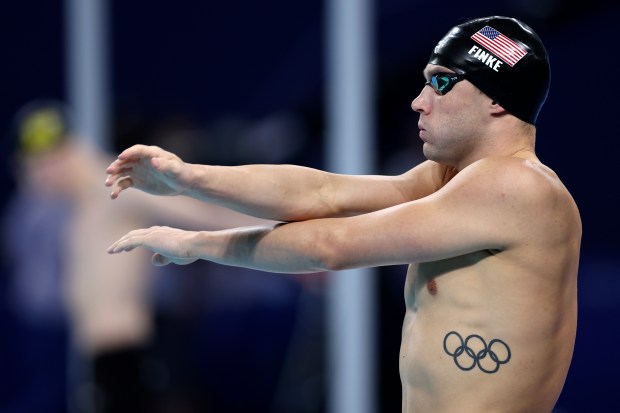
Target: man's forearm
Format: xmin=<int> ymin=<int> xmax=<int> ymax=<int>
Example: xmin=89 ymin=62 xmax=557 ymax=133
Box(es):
xmin=107 ymin=223 xmax=338 ymax=273
xmin=107 ymin=145 xmax=428 ymax=222
xmin=184 ymin=163 xmax=424 ymax=222
xmin=184 ymin=164 xmax=338 ymax=222
xmin=189 ymin=223 xmax=334 ymax=273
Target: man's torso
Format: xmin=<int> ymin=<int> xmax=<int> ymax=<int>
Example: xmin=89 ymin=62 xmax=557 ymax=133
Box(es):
xmin=399 ymin=160 xmax=581 ymax=413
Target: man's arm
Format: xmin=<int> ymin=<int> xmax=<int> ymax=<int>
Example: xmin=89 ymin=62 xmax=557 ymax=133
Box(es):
xmin=107 ymin=158 xmax=537 ymax=272
xmin=105 ymin=145 xmax=455 ymax=222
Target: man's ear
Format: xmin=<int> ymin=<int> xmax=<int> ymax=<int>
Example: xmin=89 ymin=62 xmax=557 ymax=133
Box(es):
xmin=489 ymin=99 xmax=508 ymax=116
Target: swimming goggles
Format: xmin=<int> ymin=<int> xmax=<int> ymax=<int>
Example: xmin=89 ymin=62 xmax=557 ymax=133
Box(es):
xmin=425 ymin=72 xmax=467 ymax=95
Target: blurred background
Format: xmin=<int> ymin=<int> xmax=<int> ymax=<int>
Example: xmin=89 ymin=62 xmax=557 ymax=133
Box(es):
xmin=1 ymin=0 xmax=619 ymax=412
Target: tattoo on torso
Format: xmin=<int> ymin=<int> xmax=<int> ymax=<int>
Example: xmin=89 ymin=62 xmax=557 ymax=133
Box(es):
xmin=443 ymin=331 xmax=511 ymax=374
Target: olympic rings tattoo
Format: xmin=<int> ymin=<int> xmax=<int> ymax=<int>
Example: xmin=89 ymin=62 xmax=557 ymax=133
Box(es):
xmin=443 ymin=331 xmax=511 ymax=374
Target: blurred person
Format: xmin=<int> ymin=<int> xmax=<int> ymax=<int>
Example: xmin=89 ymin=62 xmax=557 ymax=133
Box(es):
xmin=3 ymin=99 xmax=272 ymax=413
xmin=106 ymin=16 xmax=581 ymax=413
xmin=2 ymin=123 xmax=70 ymax=413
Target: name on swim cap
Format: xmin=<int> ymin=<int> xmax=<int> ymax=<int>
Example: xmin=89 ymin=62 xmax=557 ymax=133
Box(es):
xmin=429 ymin=16 xmax=550 ymax=124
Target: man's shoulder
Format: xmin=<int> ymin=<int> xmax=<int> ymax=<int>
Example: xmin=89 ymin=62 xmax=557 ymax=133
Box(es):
xmin=441 ymin=156 xmax=580 ymax=248
xmin=459 ymin=156 xmax=563 ymax=197
xmin=439 ymin=155 xmax=576 ymax=222
xmin=465 ymin=155 xmax=548 ymax=175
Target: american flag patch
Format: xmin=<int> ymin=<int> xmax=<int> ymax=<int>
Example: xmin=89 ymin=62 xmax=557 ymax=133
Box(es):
xmin=471 ymin=26 xmax=527 ymax=67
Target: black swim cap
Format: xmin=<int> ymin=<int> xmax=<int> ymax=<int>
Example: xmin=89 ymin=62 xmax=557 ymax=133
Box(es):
xmin=429 ymin=16 xmax=550 ymax=124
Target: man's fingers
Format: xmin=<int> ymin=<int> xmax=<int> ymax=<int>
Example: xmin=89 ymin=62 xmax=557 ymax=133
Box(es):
xmin=106 ymin=238 xmax=134 ymax=254
xmin=108 ymin=227 xmax=197 ymax=266
xmin=106 ymin=161 xmax=135 ymax=175
xmin=109 ymin=177 xmax=133 ymax=199
xmin=107 ymin=241 xmax=136 ymax=254
xmin=107 ymin=229 xmax=147 ymax=253
xmin=107 ymin=145 xmax=159 ymax=176
xmin=117 ymin=144 xmax=153 ymax=161
xmin=105 ymin=167 xmax=134 ymax=187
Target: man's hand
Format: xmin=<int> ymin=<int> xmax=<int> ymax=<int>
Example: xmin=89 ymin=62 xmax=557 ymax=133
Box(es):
xmin=105 ymin=144 xmax=193 ymax=199
xmin=107 ymin=225 xmax=199 ymax=266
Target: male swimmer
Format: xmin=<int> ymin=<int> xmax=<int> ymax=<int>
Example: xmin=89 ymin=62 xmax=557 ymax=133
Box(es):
xmin=105 ymin=16 xmax=581 ymax=413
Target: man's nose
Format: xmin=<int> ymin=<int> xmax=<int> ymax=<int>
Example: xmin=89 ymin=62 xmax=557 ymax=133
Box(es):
xmin=411 ymin=86 xmax=430 ymax=114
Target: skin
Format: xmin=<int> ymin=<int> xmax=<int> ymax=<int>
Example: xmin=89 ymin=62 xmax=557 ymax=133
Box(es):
xmin=16 ymin=141 xmax=154 ymax=354
xmin=105 ymin=64 xmax=581 ymax=413
xmin=18 ymin=140 xmax=270 ymax=355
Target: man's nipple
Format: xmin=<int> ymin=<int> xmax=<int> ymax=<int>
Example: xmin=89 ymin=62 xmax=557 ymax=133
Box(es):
xmin=427 ymin=278 xmax=438 ymax=296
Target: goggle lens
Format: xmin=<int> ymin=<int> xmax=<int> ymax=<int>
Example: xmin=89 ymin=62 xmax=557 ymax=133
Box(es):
xmin=425 ymin=73 xmax=466 ymax=95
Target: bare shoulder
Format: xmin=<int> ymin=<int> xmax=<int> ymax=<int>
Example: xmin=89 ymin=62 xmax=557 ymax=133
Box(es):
xmin=448 ymin=156 xmax=573 ymax=204
xmin=446 ymin=156 xmax=581 ymax=243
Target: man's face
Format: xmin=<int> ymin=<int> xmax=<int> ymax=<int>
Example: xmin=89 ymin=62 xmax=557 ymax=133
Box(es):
xmin=411 ymin=64 xmax=489 ymax=167
xmin=21 ymin=141 xmax=74 ymax=197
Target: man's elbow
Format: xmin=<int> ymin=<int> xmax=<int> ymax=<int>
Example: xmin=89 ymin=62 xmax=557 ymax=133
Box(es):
xmin=311 ymin=228 xmax=351 ymax=272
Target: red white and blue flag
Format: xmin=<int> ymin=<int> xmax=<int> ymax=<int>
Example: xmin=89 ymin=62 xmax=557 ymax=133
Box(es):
xmin=471 ymin=26 xmax=527 ymax=67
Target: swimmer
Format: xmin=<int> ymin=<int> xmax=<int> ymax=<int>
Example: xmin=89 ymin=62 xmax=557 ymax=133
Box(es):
xmin=105 ymin=16 xmax=581 ymax=413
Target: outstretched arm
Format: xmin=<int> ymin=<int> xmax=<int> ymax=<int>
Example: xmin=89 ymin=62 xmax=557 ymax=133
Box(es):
xmin=105 ymin=145 xmax=456 ymax=222
xmin=107 ymin=158 xmax=534 ymax=273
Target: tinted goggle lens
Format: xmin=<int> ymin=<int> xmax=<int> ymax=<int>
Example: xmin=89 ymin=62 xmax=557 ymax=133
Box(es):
xmin=425 ymin=73 xmax=466 ymax=95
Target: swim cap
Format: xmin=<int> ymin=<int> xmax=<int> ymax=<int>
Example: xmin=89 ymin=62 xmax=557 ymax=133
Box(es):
xmin=429 ymin=16 xmax=550 ymax=124
xmin=12 ymin=99 xmax=73 ymax=156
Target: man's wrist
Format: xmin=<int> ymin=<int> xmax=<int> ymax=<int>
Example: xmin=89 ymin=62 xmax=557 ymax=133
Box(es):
xmin=181 ymin=163 xmax=212 ymax=200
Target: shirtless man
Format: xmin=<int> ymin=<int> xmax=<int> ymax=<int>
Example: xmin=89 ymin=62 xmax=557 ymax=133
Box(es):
xmin=105 ymin=16 xmax=581 ymax=413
